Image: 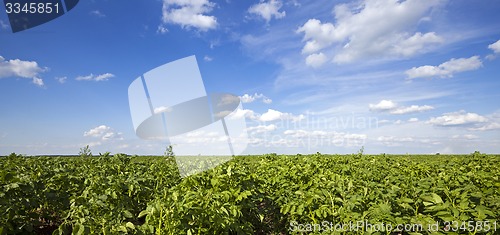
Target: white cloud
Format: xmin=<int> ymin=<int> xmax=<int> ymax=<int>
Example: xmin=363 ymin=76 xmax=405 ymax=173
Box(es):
xmin=361 ymin=112 xmax=499 ymax=153
xmin=468 ymin=122 xmax=500 ymax=131
xmin=161 ymin=0 xmax=217 ymax=32
xmin=392 ymin=32 xmax=442 ymax=57
xmin=239 ymin=93 xmax=272 ymax=104
xmin=172 ymin=130 xmax=229 ymax=145
xmin=157 ymin=25 xmax=168 ymax=34
xmin=260 ymin=109 xmax=286 ymax=122
xmin=406 ymin=56 xmax=482 ymax=79
xmin=377 ymin=136 xmax=414 ymax=142
xmin=296 ymin=19 xmax=336 ymax=55
xmin=376 ymin=135 xmax=430 ymax=147
xmin=84 ymin=125 xmax=123 ymax=141
xmin=369 ymin=100 xmax=397 ymax=111
xmin=296 ymin=0 xmax=444 ymax=64
xmin=240 ymin=94 xmax=256 ymax=103
xmin=408 ymin=117 xmax=419 ymax=122
xmin=248 ymin=0 xmax=286 ymax=23
xmin=390 ymin=105 xmax=434 ymax=114
xmin=283 ymin=130 xmax=310 ymax=138
xmin=154 ymin=106 xmax=172 ymax=114
xmin=259 ymin=109 xmax=304 ymax=122
xmin=488 ymin=39 xmax=500 ymax=54
xmin=305 ymin=52 xmax=327 ymax=68
xmin=90 ymin=10 xmax=106 ymax=17
xmin=203 ymin=55 xmax=213 ymax=61
xmin=55 ymin=76 xmax=67 ymax=84
xmin=451 ymin=134 xmax=478 ymax=140
xmin=84 ymin=125 xmax=111 ymax=137
xmin=227 ymin=108 xmax=256 ymax=120
xmin=282 ymin=130 xmax=366 ymax=147
xmin=86 ymin=141 xmax=102 ymax=147
xmin=32 ymin=77 xmax=44 ymax=87
xmin=427 ymin=111 xmax=487 ymax=126
xmin=262 ymin=97 xmax=272 ymax=104
xmin=283 ymin=130 xmax=328 ymax=138
xmin=377 ymin=119 xmax=391 ymax=125
xmin=463 ymin=134 xmax=478 ymax=140
xmin=76 ymin=73 xmax=115 ymax=81
xmin=369 ymin=100 xmax=433 ymax=114
xmin=246 ymin=124 xmax=277 ymax=133
xmin=0 ymin=55 xmax=47 ymax=87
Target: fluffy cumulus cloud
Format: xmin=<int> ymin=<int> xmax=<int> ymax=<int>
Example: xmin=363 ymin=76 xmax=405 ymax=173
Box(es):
xmin=161 ymin=0 xmax=217 ymax=32
xmin=76 ymin=73 xmax=115 ymax=81
xmin=296 ymin=0 xmax=444 ymax=64
xmin=467 ymin=112 xmax=500 ymax=131
xmin=84 ymin=125 xmax=123 ymax=141
xmin=305 ymin=53 xmax=327 ymax=68
xmin=427 ymin=111 xmax=487 ymax=126
xmin=248 ymin=0 xmax=286 ymax=23
xmin=239 ymin=93 xmax=272 ymax=104
xmin=296 ymin=19 xmax=335 ymax=55
xmin=32 ymin=77 xmax=44 ymax=87
xmin=486 ymin=39 xmax=500 ymax=60
xmin=259 ymin=109 xmax=304 ymax=122
xmin=0 ymin=55 xmax=47 ymax=87
xmin=227 ymin=108 xmax=257 ymax=120
xmin=369 ymin=100 xmax=434 ymax=114
xmin=228 ymin=107 xmax=305 ymax=123
xmin=406 ymin=56 xmax=482 ymax=79
xmin=488 ymin=39 xmax=500 ymax=54
xmin=369 ymin=100 xmax=397 ymax=112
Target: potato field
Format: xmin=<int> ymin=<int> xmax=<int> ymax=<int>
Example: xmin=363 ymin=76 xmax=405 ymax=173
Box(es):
xmin=0 ymin=152 xmax=498 ymax=234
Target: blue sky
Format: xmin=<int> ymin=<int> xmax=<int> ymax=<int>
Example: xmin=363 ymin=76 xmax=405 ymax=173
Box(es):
xmin=0 ymin=0 xmax=499 ymax=155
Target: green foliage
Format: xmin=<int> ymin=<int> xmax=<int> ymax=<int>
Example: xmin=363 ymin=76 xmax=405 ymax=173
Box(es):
xmin=164 ymin=145 xmax=174 ymax=158
xmin=99 ymin=152 xmax=111 ymax=157
xmin=8 ymin=152 xmax=19 ymax=158
xmin=0 ymin=152 xmax=498 ymax=234
xmin=78 ymin=145 xmax=92 ymax=157
xmin=357 ymin=146 xmax=365 ymax=157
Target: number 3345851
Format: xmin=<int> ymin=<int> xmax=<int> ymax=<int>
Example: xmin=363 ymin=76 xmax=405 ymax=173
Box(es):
xmin=5 ymin=2 xmax=60 ymax=14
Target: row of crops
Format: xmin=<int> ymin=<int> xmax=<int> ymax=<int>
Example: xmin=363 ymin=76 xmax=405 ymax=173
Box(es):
xmin=0 ymin=152 xmax=498 ymax=234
